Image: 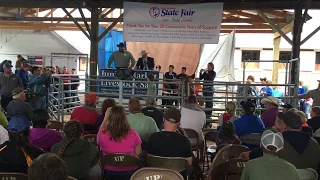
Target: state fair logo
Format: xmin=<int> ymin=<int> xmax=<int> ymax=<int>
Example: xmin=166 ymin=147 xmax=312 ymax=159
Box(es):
xmin=149 ymin=7 xmax=160 ymax=18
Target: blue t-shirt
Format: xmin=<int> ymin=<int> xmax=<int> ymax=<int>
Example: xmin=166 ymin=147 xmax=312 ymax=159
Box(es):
xmin=233 ymin=114 xmax=265 ymax=137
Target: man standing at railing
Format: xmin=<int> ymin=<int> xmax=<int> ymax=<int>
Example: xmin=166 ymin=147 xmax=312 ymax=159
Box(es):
xmin=107 ymin=42 xmax=136 ymax=80
xmin=28 ymin=66 xmax=51 ymax=109
xmin=199 ymin=62 xmax=216 ymax=117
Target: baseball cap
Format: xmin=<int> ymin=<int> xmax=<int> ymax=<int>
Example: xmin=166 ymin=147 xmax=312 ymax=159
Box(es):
xmin=145 ymin=97 xmax=156 ymax=106
xmin=261 ymin=129 xmax=284 ymax=152
xmin=282 ymin=104 xmax=293 ymax=110
xmin=283 ymin=111 xmax=302 ymax=129
xmin=3 ymin=61 xmax=13 ymax=69
xmin=85 ymin=92 xmax=98 ymax=105
xmin=8 ymin=116 xmax=31 ymax=134
xmin=260 ymin=77 xmax=267 ymax=81
xmin=240 ymin=101 xmax=255 ymax=113
xmin=164 ymin=108 xmax=181 ymax=123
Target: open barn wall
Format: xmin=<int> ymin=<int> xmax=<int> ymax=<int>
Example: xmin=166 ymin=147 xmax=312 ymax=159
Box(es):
xmin=0 ymin=30 xmax=80 ymax=71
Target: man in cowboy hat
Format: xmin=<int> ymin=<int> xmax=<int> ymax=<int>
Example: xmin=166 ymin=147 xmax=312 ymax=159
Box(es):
xmin=298 ymin=80 xmax=320 ymax=107
xmin=107 ymin=42 xmax=135 ymax=69
xmin=261 ymin=96 xmax=279 ymax=128
xmin=107 ymin=42 xmax=136 ymax=79
xmin=136 ymin=50 xmax=155 ymax=70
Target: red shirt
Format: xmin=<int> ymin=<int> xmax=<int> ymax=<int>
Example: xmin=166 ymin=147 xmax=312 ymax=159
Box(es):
xmin=61 ymin=72 xmax=70 ymax=85
xmin=71 ymin=106 xmax=100 ymax=135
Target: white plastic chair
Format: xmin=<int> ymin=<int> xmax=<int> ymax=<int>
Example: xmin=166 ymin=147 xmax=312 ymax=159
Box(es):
xmin=297 ymin=168 xmax=318 ymax=180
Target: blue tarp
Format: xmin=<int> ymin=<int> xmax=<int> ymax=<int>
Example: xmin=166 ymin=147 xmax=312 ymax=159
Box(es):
xmin=98 ymin=28 xmax=124 ymax=74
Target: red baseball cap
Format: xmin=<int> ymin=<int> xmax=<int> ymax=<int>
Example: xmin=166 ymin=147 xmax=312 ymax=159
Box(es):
xmin=85 ymin=92 xmax=98 ymax=105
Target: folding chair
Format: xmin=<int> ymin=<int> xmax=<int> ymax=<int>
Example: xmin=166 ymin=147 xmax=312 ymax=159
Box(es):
xmin=47 ymin=120 xmax=64 ymax=131
xmin=0 ymin=172 xmax=28 ymax=180
xmin=239 ymin=133 xmax=262 ymax=150
xmin=297 ymin=168 xmax=318 ymax=180
xmin=147 ymin=155 xmax=190 ymax=180
xmin=209 ymin=144 xmax=249 ymax=176
xmin=83 ymin=134 xmax=99 ymax=150
xmin=100 ymin=153 xmax=141 ymax=180
xmin=206 ymin=158 xmax=247 ymax=180
xmin=203 ymin=130 xmax=219 ymax=171
xmin=130 ymin=167 xmax=184 ymax=180
xmin=183 ymin=128 xmax=200 ymax=159
xmin=225 ymin=158 xmax=247 ymax=180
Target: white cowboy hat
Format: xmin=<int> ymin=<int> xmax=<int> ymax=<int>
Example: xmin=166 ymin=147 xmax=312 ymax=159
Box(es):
xmin=261 ymin=96 xmax=279 ymax=106
xmin=141 ymin=50 xmax=148 ymax=56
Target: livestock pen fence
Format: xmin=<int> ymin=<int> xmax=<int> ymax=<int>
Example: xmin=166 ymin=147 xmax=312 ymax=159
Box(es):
xmin=47 ymin=75 xmax=297 ymax=124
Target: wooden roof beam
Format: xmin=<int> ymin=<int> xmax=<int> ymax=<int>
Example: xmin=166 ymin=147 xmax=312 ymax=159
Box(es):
xmin=222 ymin=17 xmax=286 ymax=24
xmin=57 ymin=8 xmax=76 ymax=24
xmin=43 ymin=8 xmax=57 ymax=17
xmin=24 ymin=8 xmax=51 ymax=16
xmin=0 ymin=16 xmax=121 ymax=22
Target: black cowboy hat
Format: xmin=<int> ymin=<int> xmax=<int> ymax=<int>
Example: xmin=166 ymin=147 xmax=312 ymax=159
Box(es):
xmin=117 ymin=42 xmax=125 ymax=47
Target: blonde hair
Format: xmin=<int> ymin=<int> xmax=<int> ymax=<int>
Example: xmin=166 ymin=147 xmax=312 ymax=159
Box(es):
xmin=226 ymin=102 xmax=236 ymax=116
xmin=266 ymin=80 xmax=273 ymax=84
xmin=288 ymin=108 xmax=298 ymax=113
xmin=296 ymin=110 xmax=307 ymax=123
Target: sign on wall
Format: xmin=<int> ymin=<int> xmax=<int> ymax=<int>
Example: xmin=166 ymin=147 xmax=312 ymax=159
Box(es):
xmin=99 ymin=68 xmax=159 ymax=96
xmin=123 ymin=2 xmax=223 ymax=44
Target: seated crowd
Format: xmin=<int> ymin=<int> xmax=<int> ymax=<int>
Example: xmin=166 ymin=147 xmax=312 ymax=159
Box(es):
xmin=1 ymin=86 xmax=320 ymax=180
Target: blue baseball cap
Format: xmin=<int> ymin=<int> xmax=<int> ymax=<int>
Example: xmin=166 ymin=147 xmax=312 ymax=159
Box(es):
xmin=8 ymin=116 xmax=31 ymax=134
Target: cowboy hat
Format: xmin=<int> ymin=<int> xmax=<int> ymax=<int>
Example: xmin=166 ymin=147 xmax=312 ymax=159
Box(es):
xmin=117 ymin=42 xmax=125 ymax=47
xmin=261 ymin=96 xmax=279 ymax=106
xmin=141 ymin=50 xmax=148 ymax=56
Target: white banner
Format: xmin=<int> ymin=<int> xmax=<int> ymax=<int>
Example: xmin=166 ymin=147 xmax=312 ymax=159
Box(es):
xmin=123 ymin=2 xmax=223 ymax=44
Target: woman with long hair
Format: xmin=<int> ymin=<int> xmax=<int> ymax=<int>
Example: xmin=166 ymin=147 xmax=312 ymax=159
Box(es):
xmin=51 ymin=120 xmax=99 ymax=180
xmin=0 ymin=116 xmax=43 ymax=173
xmin=97 ymin=106 xmax=142 ymax=177
xmin=96 ymin=98 xmax=116 ymax=127
xmin=218 ymin=101 xmax=239 ymax=126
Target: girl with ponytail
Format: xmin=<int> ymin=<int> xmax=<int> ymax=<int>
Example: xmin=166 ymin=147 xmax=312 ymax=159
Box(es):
xmin=218 ymin=101 xmax=239 ymax=126
xmin=51 ymin=120 xmax=99 ymax=180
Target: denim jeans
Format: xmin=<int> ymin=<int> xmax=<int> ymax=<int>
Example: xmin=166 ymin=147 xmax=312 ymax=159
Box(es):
xmin=32 ymin=96 xmax=46 ymax=109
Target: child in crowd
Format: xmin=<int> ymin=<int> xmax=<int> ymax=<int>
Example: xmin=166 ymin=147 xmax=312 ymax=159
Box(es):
xmin=147 ymin=74 xmax=156 ymax=102
xmin=216 ymin=121 xmax=242 ymax=151
xmin=51 ymin=120 xmax=99 ymax=180
xmin=29 ymin=109 xmax=63 ymax=152
xmin=296 ymin=110 xmax=313 ymax=136
xmin=218 ymin=101 xmax=239 ymax=126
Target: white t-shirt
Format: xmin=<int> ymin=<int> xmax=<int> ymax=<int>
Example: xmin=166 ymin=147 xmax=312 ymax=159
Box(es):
xmin=180 ymin=106 xmax=206 ymax=141
xmin=0 ymin=125 xmax=8 ymax=145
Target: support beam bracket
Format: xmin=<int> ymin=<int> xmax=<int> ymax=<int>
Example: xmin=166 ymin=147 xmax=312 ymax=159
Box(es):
xmin=256 ymin=9 xmax=293 ymax=45
xmin=78 ymin=8 xmax=91 ymax=36
xmin=62 ymin=8 xmax=91 ymax=40
xmin=301 ymin=25 xmax=320 ymax=45
xmin=98 ymin=13 xmax=123 ymax=42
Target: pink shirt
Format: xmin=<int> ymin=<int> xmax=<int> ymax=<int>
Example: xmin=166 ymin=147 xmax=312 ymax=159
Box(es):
xmin=97 ymin=129 xmax=142 ymax=172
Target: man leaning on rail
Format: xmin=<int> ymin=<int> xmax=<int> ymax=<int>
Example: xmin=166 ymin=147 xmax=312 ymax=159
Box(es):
xmin=107 ymin=42 xmax=136 ymax=80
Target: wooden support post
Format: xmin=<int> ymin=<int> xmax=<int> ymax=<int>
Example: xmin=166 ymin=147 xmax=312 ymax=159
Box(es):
xmin=272 ymin=37 xmax=281 ymax=84
xmin=89 ymin=7 xmax=99 ymax=92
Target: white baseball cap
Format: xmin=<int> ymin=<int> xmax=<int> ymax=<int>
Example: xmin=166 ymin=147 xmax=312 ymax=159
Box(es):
xmin=261 ymin=129 xmax=284 ymax=152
